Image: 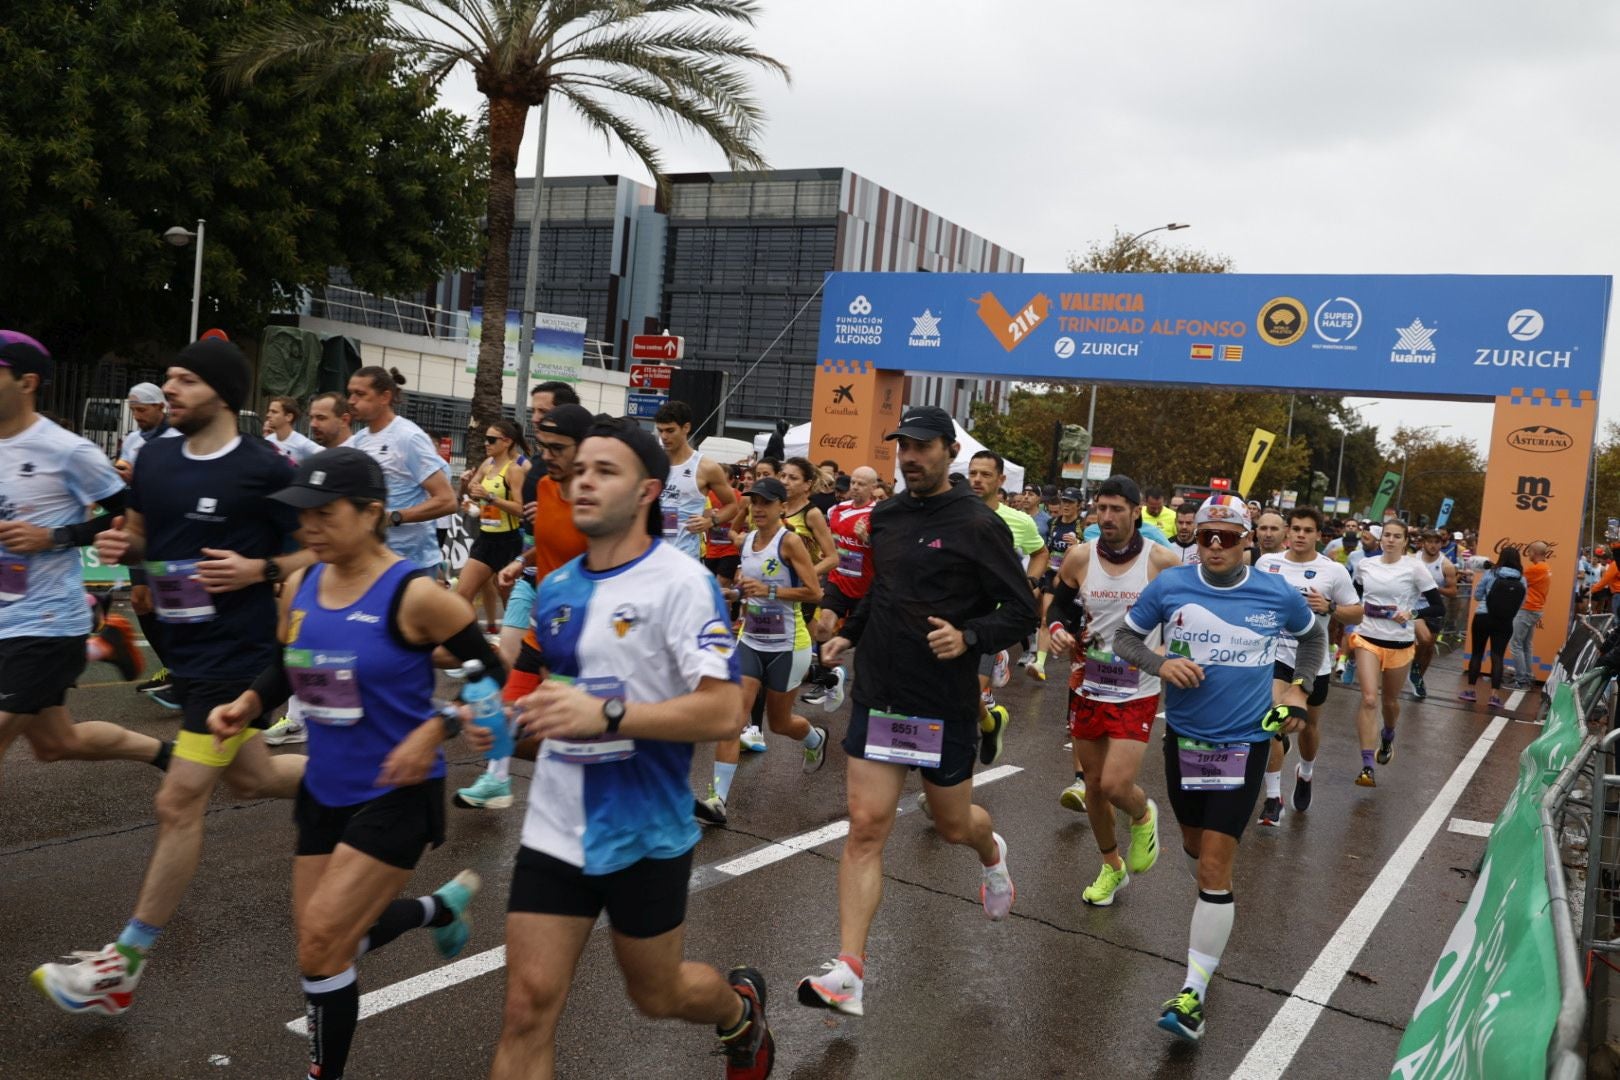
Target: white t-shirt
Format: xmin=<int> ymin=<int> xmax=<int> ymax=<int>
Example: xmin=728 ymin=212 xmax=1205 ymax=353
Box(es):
xmin=1255 ymin=552 xmax=1358 ymax=675
xmin=120 ymin=425 xmax=180 ymax=465
xmin=1353 ymin=555 xmax=1436 ymax=644
xmin=265 ymin=430 xmax=321 ymax=465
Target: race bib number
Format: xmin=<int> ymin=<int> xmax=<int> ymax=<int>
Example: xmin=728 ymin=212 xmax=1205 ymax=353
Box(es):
xmin=1176 ymin=737 xmax=1249 ymax=791
xmin=864 ymin=710 xmax=944 ymax=768
xmin=836 ymin=547 xmax=865 ymax=577
xmin=541 ymin=675 xmax=636 ymax=764
xmin=709 ymin=521 xmax=733 ymax=545
xmin=147 ymin=559 xmax=216 ymax=623
xmin=742 ymin=601 xmax=786 ymax=638
xmin=284 ymin=648 xmax=363 ymax=725
xmin=0 ymin=558 xmax=26 ymax=602
xmin=662 ymin=508 xmax=680 ymax=540
xmin=1082 ymin=649 xmax=1141 ymax=694
xmin=1364 ymin=602 xmax=1399 ymax=620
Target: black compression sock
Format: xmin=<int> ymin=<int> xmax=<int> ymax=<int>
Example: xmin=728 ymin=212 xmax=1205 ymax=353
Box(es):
xmin=359 ymin=898 xmax=431 ymax=955
xmin=151 ymin=740 xmax=173 ymax=772
xmin=303 ymin=968 xmax=358 ymax=1080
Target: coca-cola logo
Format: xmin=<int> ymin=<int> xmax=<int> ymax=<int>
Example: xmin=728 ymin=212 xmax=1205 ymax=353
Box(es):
xmin=1493 ymin=537 xmax=1558 ymax=560
xmin=1505 ymin=425 xmax=1574 ymax=453
xmin=820 ymin=434 xmax=858 ymax=449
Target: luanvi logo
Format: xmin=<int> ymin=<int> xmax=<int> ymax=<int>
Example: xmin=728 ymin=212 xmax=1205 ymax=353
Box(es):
xmin=1514 ymin=475 xmax=1553 ymax=512
xmin=1505 ymin=425 xmax=1573 ymax=454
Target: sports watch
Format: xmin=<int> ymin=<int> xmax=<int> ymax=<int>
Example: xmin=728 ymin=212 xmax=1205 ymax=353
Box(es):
xmin=390 ymin=510 xmax=405 ymax=528
xmin=603 ymin=698 xmax=626 ymax=735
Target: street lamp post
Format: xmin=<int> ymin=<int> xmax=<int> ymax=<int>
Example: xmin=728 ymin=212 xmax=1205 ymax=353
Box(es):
xmin=1086 ymin=223 xmax=1190 ymax=498
xmin=163 ymin=220 xmax=206 ymax=342
xmin=1332 ymin=401 xmax=1375 ymax=512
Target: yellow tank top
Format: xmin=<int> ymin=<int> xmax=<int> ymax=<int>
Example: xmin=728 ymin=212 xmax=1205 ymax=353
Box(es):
xmin=783 ymin=502 xmax=821 ymax=564
xmin=479 ymin=461 xmax=519 ymax=533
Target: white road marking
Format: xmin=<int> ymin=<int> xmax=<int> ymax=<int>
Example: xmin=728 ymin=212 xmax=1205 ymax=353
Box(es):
xmin=1232 ymin=715 xmax=1508 ymax=1080
xmin=1504 ymin=689 xmax=1525 ymax=710
xmin=286 ymin=764 xmax=1024 ymax=1036
xmin=1446 ymin=817 xmax=1493 ymax=837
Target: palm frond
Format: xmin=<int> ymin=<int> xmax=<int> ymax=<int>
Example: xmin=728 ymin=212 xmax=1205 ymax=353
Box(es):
xmin=561 ymin=89 xmax=667 ymax=179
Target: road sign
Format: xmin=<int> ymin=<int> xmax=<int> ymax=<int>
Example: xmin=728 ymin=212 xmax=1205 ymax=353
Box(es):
xmin=1209 ymin=477 xmax=1231 ymax=491
xmin=631 ymin=335 xmax=684 ymax=362
xmin=627 ymin=392 xmax=667 ymax=419
xmin=629 ymin=364 xmax=675 ymax=391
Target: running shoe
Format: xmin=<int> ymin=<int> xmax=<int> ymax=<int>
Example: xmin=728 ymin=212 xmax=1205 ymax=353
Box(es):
xmin=1258 ymin=796 xmax=1284 ymax=827
xmin=980 ymin=832 xmax=1015 ymax=920
xmin=1157 ymin=987 xmax=1205 ymax=1042
xmin=1059 ymin=779 xmax=1087 ymax=813
xmin=98 ymin=616 xmax=143 ymax=680
xmin=1356 ymin=766 xmax=1377 ymax=788
xmin=694 ymin=786 xmax=728 ymax=826
xmin=1126 ymin=798 xmax=1159 ymax=873
xmin=739 ymin=725 xmax=768 ymax=753
xmin=430 ymin=869 xmax=481 ymax=959
xmin=1332 ymin=655 xmax=1347 ymax=676
xmin=1376 ymin=736 xmax=1394 ymax=765
xmin=1292 ymin=766 xmax=1313 ymax=813
xmin=135 ymin=668 xmax=171 ymax=696
xmin=1026 ymin=659 xmax=1047 ymax=683
xmin=721 ymin=967 xmax=774 ymax=1080
xmin=979 ymin=705 xmax=1009 ymax=767
xmin=1457 ymin=689 xmax=1477 ymax=703
xmin=803 ymin=726 xmax=829 ymax=774
xmin=1082 ymin=861 xmax=1128 ymax=907
xmin=454 ymin=773 xmax=512 ymax=809
xmin=821 ymin=666 xmax=847 ymax=712
xmin=991 ymin=650 xmax=1011 ymax=688
xmin=797 ymin=957 xmax=864 ymax=1016
xmin=1410 ymin=668 xmax=1427 ymax=700
xmin=1339 ymin=661 xmax=1356 ymax=686
xmin=800 ymin=684 xmax=827 ymax=706
xmin=263 ymin=715 xmax=308 ymax=746
xmin=32 ymin=943 xmax=141 ymax=1016
xmin=916 ymin=790 xmax=932 ymax=820
xmin=1488 ymin=693 xmax=1504 ymax=710
xmin=444 ymin=665 xmax=468 ymax=681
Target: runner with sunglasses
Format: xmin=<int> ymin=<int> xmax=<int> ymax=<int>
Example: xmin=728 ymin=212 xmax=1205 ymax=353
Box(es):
xmin=456 ymin=419 xmax=529 ymax=615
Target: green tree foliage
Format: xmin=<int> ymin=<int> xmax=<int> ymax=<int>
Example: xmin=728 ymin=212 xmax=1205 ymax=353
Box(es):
xmin=1588 ymin=422 xmax=1620 ymax=547
xmin=1385 ymin=425 xmax=1486 ymax=528
xmin=0 ymin=0 xmax=484 ymax=359
xmin=225 ymin=0 xmax=789 ymax=427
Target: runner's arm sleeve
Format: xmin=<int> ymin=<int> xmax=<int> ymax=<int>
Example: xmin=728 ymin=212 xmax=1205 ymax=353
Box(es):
xmin=962 ymin=516 xmax=1040 ymax=653
xmin=441 ymin=621 xmax=508 ymax=686
xmin=1112 ymin=624 xmax=1166 ymax=677
xmin=1292 ymin=618 xmax=1328 ymax=680
xmin=53 ymin=490 xmax=128 ymax=547
xmin=1049 ymin=577 xmax=1084 ymax=637
xmin=248 ymin=652 xmax=293 ymax=714
xmin=1413 ymin=587 xmax=1445 ymax=621
xmin=840 ymin=593 xmax=871 ymax=645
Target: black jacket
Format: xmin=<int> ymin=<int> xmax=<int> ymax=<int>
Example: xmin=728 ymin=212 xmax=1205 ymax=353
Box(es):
xmin=842 ymin=480 xmax=1038 ymax=724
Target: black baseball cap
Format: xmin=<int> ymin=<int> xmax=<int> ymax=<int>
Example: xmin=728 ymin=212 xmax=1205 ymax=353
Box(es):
xmin=745 ymin=476 xmax=788 ymax=502
xmin=270 ymin=447 xmax=387 ymax=508
xmin=1097 ymin=474 xmax=1142 ymax=506
xmin=583 ymin=415 xmax=672 ymax=537
xmin=536 ymin=403 xmax=593 ymax=442
xmin=1060 ymin=487 xmax=1082 ymax=503
xmin=886 ymin=405 xmax=955 ymax=442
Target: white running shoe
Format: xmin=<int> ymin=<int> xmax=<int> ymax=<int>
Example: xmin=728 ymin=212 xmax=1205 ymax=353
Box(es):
xmin=991 ymin=650 xmax=1011 ymax=688
xmin=980 ymin=833 xmax=1015 ymax=920
xmin=796 ymin=958 xmax=864 ymax=1016
xmin=739 ymin=725 xmax=768 ymax=753
xmin=822 ymin=667 xmax=847 ymax=712
xmin=32 ymin=943 xmax=141 ymax=1015
xmin=263 ymin=715 xmax=307 ymax=746
xmin=1059 ymin=779 xmax=1088 ymax=812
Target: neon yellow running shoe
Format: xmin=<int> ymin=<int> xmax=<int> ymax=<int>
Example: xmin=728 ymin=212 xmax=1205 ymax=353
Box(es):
xmin=1126 ymin=798 xmax=1160 ymax=874
xmin=1082 ymin=861 xmax=1128 ymax=907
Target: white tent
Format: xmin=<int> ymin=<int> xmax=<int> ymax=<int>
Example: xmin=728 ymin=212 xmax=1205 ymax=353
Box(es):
xmin=752 ymin=421 xmax=1025 ymax=493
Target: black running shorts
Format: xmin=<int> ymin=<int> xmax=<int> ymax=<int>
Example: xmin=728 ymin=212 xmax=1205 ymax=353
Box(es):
xmin=468 ymin=529 xmax=524 ymax=572
xmin=842 ymin=702 xmax=978 ymax=788
xmin=294 ymin=779 xmax=446 ymax=870
xmin=508 ymin=845 xmax=692 ymax=939
xmin=703 ymin=554 xmax=741 ymax=580
xmin=1271 ymin=661 xmax=1331 ymax=707
xmin=0 ymin=635 xmax=86 ymax=715
xmin=819 ymin=581 xmax=862 ymax=620
xmin=1161 ymin=727 xmax=1270 ymax=841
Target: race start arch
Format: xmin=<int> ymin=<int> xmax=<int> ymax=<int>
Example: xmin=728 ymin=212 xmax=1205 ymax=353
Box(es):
xmin=810 ymin=270 xmax=1612 ymax=678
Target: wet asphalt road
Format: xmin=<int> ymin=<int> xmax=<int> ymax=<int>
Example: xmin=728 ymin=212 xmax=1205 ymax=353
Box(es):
xmin=0 ymin=624 xmax=1543 ymax=1080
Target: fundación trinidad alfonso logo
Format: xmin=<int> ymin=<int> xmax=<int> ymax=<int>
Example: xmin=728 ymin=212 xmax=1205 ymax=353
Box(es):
xmin=972 ymin=292 xmax=1052 ymax=352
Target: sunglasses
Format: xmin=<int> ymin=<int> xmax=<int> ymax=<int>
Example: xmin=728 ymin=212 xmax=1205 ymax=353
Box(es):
xmin=484 ymin=434 xmax=508 ymax=443
xmin=1195 ymin=528 xmax=1248 ymax=548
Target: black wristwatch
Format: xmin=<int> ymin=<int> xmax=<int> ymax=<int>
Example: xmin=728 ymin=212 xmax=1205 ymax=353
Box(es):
xmin=962 ymin=627 xmax=980 ymax=652
xmin=603 ymin=698 xmax=626 ymax=735
xmin=436 ymin=703 xmax=464 ymax=740
xmin=263 ymin=558 xmax=281 ymax=585
xmin=50 ymin=526 xmax=74 ymax=550
xmin=390 ymin=510 xmax=405 ymax=528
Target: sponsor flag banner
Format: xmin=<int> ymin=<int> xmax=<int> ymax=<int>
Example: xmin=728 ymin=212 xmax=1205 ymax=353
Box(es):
xmin=1085 ymin=447 xmax=1114 ymax=481
xmin=466 ymin=308 xmax=587 ymax=383
xmin=1436 ymin=497 xmax=1455 ymax=528
xmin=1237 ymin=428 xmax=1276 ymax=498
xmin=1475 ymin=394 xmax=1598 ymax=677
xmin=1368 ymin=470 xmax=1403 ymax=520
xmin=809 ymin=360 xmax=904 ymax=475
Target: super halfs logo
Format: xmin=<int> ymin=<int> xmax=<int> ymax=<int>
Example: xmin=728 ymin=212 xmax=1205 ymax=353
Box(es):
xmin=973 ymin=292 xmax=1052 ymax=352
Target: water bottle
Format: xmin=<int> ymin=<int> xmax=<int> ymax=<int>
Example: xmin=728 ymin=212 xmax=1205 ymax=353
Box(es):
xmin=460 ymin=660 xmax=513 ymax=760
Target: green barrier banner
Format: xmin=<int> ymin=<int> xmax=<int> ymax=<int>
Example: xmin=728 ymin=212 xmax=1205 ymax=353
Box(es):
xmin=81 ymin=546 xmax=127 ymax=585
xmin=1391 ymin=683 xmax=1584 ymax=1078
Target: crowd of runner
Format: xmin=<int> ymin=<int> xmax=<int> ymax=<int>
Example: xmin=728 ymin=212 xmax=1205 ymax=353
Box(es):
xmin=0 ymin=326 xmax=1547 ymax=1076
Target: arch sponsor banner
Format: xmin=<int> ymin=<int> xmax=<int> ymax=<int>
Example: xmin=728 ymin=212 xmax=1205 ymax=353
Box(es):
xmin=818 ymin=273 xmax=1609 ymax=399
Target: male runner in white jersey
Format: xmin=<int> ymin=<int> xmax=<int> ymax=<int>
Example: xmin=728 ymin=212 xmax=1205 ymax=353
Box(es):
xmin=305 ymin=390 xmax=355 ymax=449
xmin=1047 ymin=475 xmax=1178 ymax=906
xmin=1170 ymin=505 xmax=1201 ymax=566
xmin=1409 ymin=527 xmax=1458 ymax=700
xmin=0 ymin=334 xmax=173 ymax=798
xmin=262 ymin=395 xmax=320 ymax=463
xmin=1254 ymin=506 xmax=1362 ymax=824
xmin=117 ymin=381 xmax=184 ymax=705
xmin=653 ymin=399 xmax=740 ymax=561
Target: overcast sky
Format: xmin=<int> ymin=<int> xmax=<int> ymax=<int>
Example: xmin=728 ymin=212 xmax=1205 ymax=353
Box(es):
xmin=438 ymin=0 xmax=1619 ymax=453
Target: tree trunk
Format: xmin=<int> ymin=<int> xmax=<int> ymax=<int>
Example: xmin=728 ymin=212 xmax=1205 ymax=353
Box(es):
xmin=471 ymin=94 xmax=530 ymax=429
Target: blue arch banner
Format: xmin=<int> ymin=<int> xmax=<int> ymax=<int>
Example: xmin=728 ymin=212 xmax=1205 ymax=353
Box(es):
xmin=817 ymin=272 xmax=1611 ymax=400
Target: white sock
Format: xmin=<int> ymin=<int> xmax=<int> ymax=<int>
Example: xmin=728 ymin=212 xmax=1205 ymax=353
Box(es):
xmin=1297 ymin=758 xmax=1315 ymax=781
xmin=804 ymin=726 xmax=824 ymax=750
xmin=1186 ymin=890 xmax=1234 ymax=996
xmin=287 ymin=697 xmax=304 ymax=723
xmin=1264 ymin=770 xmax=1282 ymax=799
xmin=488 ymin=756 xmax=510 ymax=783
xmin=714 ymin=761 xmax=737 ymax=801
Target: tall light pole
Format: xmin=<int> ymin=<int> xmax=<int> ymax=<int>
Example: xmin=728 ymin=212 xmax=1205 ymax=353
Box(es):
xmin=514 ymin=61 xmax=554 ymax=422
xmin=1085 ymin=223 xmax=1190 ymax=496
xmin=163 ymin=220 xmax=206 ymax=342
xmin=1332 ymin=401 xmax=1375 ymax=512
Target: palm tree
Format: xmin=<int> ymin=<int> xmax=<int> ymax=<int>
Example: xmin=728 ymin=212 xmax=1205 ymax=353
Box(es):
xmin=222 ymin=0 xmax=787 ymax=426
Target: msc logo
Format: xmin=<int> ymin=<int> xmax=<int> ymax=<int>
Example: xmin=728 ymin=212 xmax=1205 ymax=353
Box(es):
xmin=1257 ymin=297 xmax=1307 ymax=347
xmin=1505 ymin=425 xmax=1574 ymax=454
xmin=1514 ymin=475 xmax=1553 ymax=512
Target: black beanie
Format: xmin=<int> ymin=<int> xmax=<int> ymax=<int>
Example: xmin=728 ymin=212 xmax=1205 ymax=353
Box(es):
xmin=177 ymin=338 xmax=250 ymax=413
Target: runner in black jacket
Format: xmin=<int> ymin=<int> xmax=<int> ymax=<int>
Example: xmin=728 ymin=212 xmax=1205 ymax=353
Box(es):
xmin=797 ymin=406 xmax=1037 ymax=1019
